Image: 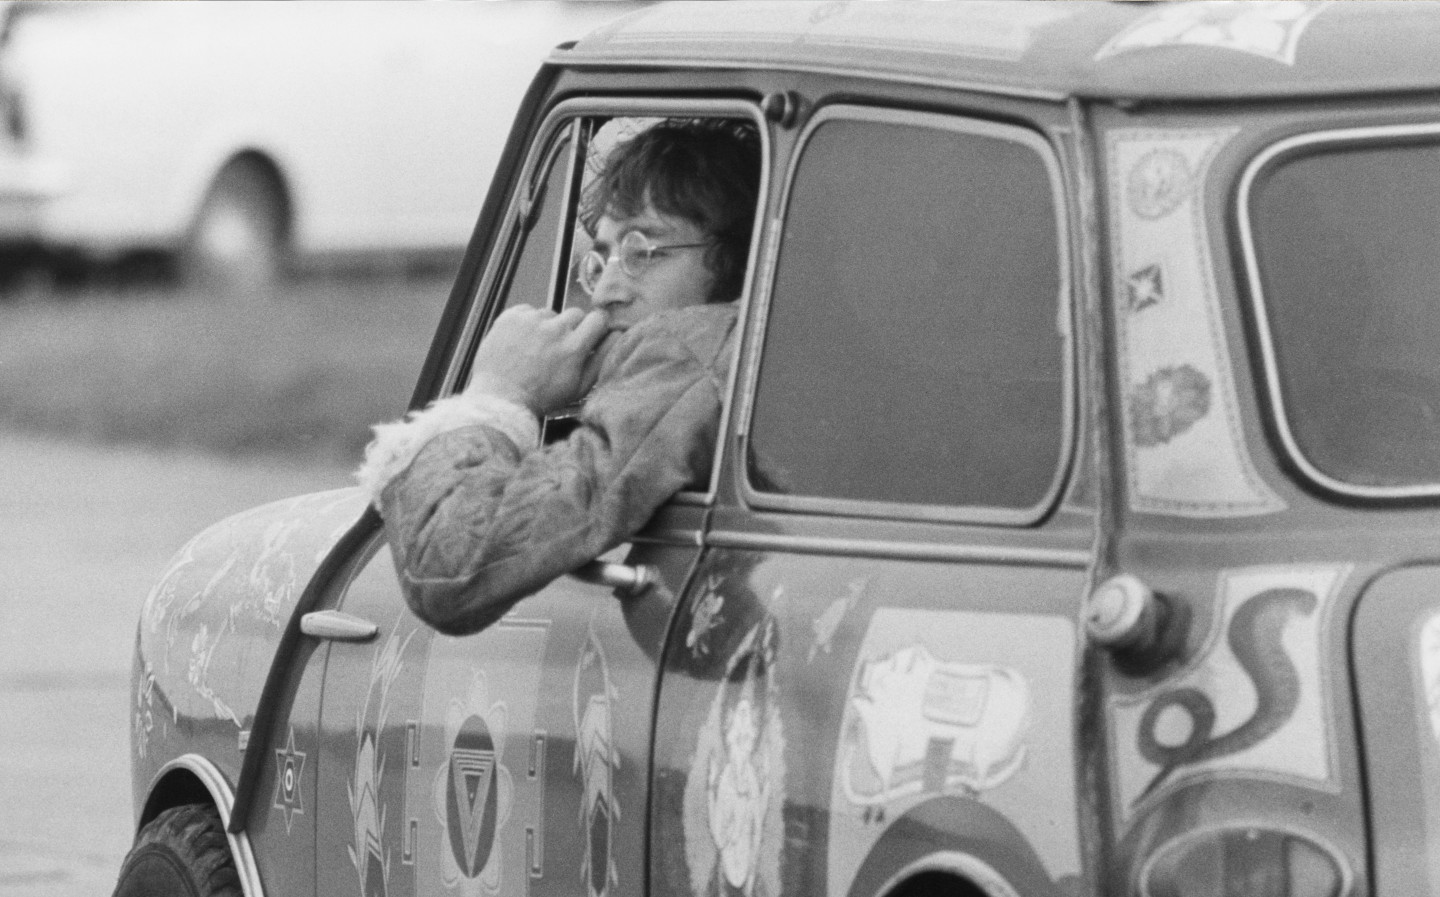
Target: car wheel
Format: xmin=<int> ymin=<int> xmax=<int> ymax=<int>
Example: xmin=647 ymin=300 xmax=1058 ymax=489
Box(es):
xmin=179 ymin=156 xmax=289 ymax=296
xmin=111 ymin=803 xmax=242 ymax=897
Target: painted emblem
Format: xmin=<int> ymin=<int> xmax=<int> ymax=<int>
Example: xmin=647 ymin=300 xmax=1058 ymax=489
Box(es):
xmin=1138 ymin=588 xmax=1314 ymax=799
xmin=1110 ymin=566 xmax=1348 ymax=818
xmin=1109 ymin=128 xmax=1284 ymax=517
xmin=1129 ymin=365 xmax=1212 ymax=448
xmin=433 ymin=669 xmax=514 ymax=893
xmin=827 ymin=609 xmax=1081 ymax=895
xmin=808 ymin=579 xmax=866 ymax=663
xmin=1128 ymin=149 xmax=1191 ymax=221
xmin=687 ymin=577 xmax=726 ymax=658
xmin=684 ymin=618 xmax=785 ymax=897
xmin=574 ymin=629 xmax=620 ymax=897
xmin=273 ymin=727 xmax=308 ymax=835
xmin=841 ymin=646 xmax=1029 ymax=807
xmin=1096 ymin=1 xmax=1322 ymax=66
xmin=1420 ymin=612 xmax=1440 ymax=746
xmin=348 ymin=625 xmax=417 ymax=897
xmin=1127 ymin=264 xmax=1165 ymax=313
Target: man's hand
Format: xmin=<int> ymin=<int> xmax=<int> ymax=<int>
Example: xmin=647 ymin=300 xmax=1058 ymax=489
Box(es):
xmin=465 ymin=306 xmax=610 ymax=415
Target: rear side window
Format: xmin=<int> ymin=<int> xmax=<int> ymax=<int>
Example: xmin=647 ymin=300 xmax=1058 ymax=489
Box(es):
xmin=746 ymin=108 xmax=1070 ymax=520
xmin=1244 ymin=130 xmax=1440 ymax=496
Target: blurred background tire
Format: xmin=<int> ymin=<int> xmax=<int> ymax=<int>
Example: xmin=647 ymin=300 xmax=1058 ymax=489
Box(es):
xmin=177 ymin=155 xmax=290 ymax=296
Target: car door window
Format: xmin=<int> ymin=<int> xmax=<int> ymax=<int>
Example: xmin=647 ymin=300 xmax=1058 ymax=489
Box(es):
xmin=501 ymin=123 xmax=579 ymax=313
xmin=746 ymin=106 xmax=1071 ymax=521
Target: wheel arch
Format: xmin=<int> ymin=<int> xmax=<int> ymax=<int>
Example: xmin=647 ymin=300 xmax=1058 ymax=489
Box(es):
xmin=140 ymin=755 xmax=266 ymax=897
xmin=846 ymin=795 xmax=1071 ymax=897
xmin=873 ymin=856 xmax=1024 ymax=897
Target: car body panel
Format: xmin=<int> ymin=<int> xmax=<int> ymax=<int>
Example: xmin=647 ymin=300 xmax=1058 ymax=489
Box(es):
xmin=308 ymin=528 xmax=704 ymax=897
xmin=563 ymin=0 xmax=1440 ymax=102
xmin=132 ymin=488 xmax=368 ymax=817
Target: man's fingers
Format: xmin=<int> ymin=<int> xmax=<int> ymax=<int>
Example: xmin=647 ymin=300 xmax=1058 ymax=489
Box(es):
xmin=553 ymin=306 xmax=586 ymax=327
xmin=563 ymin=309 xmax=610 ymax=354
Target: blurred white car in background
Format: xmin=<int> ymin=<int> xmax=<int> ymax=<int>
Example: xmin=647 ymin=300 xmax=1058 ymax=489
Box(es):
xmin=0 ymin=1 xmax=640 ymax=288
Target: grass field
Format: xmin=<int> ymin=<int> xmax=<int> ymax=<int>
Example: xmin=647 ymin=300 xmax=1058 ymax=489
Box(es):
xmin=0 ymin=271 xmax=453 ymax=464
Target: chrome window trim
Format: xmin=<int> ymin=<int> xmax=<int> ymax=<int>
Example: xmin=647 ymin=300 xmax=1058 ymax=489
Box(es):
xmin=706 ymin=529 xmax=1090 ymax=568
xmin=738 ymin=103 xmax=1076 ymax=526
xmin=1236 ymin=122 xmax=1440 ymax=500
xmin=441 ymin=97 xmax=771 ymax=509
xmin=870 ymin=850 xmax=1025 ymax=897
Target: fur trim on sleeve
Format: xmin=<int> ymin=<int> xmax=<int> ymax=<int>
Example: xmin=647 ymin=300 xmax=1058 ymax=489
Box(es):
xmin=354 ymin=393 xmax=539 ymax=506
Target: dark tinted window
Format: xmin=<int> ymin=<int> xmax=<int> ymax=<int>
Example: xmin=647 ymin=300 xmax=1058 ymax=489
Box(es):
xmin=748 ymin=113 xmax=1067 ymax=512
xmin=1250 ymin=139 xmax=1440 ymax=488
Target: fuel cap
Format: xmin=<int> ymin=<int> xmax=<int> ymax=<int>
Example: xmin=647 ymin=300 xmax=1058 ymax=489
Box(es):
xmin=1085 ymin=574 xmax=1161 ymax=651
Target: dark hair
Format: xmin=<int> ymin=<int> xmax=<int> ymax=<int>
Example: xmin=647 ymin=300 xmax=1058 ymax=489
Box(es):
xmin=582 ymin=118 xmax=761 ymax=302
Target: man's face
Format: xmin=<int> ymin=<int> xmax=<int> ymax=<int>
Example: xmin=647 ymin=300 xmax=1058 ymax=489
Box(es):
xmin=587 ymin=203 xmax=718 ymax=332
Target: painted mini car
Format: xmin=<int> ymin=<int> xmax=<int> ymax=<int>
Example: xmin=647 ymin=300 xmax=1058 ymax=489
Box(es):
xmin=118 ymin=3 xmax=1440 ymax=896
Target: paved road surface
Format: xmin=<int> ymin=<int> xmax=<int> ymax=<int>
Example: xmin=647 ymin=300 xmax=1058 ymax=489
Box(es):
xmin=0 ymin=432 xmax=349 ymax=896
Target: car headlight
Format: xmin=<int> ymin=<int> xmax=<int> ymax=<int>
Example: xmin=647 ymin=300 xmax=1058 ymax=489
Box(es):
xmin=1142 ymin=826 xmax=1345 ymax=897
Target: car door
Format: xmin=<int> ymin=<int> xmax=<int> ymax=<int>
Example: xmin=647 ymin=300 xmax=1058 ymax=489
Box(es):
xmin=648 ymin=100 xmax=1099 ymax=897
xmin=312 ymin=100 xmax=767 ymax=897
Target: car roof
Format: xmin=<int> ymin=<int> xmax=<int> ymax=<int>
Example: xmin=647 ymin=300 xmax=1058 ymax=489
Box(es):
xmin=557 ymin=1 xmax=1440 ymax=103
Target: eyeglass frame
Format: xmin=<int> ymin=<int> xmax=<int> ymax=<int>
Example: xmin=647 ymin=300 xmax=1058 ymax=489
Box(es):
xmin=577 ymin=229 xmax=713 ymax=296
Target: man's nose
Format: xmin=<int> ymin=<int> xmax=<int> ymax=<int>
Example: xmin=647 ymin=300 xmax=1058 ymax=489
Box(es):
xmin=589 ymin=261 xmax=631 ymax=307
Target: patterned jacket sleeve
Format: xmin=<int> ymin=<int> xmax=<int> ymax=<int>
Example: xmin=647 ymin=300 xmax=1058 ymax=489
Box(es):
xmin=362 ymin=303 xmax=736 ymax=635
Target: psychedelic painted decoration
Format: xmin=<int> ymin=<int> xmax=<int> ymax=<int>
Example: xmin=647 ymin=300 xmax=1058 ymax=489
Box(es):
xmin=841 ymin=645 xmax=1030 ymax=804
xmin=1127 ymin=264 xmax=1166 ymax=313
xmin=433 ymin=670 xmax=514 ymax=894
xmin=1129 ymin=365 xmax=1212 ymax=448
xmin=138 ymin=489 xmax=366 ymax=728
xmin=808 ymin=579 xmax=866 ymax=664
xmin=684 ymin=618 xmax=785 ymax=897
xmin=273 ymin=727 xmax=308 ymax=835
xmin=1108 ymin=128 xmax=1285 ymax=517
xmin=349 ymin=625 xmax=418 ymax=897
xmin=1128 ymin=150 xmax=1192 ymax=221
xmin=1096 ymin=1 xmax=1323 ymax=65
xmin=607 ymin=3 xmax=1077 ymax=64
xmin=827 ymin=608 xmax=1080 ymax=895
xmin=687 ymin=577 xmax=726 ymax=659
xmin=574 ymin=628 xmax=621 ymax=897
xmin=1108 ymin=565 xmax=1349 ymax=819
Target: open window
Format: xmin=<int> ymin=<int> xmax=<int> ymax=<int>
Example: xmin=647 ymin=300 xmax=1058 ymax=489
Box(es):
xmin=459 ymin=104 xmax=766 ymax=487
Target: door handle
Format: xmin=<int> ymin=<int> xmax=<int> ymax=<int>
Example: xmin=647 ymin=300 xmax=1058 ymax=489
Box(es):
xmin=570 ymin=559 xmax=657 ymax=598
xmin=300 ymin=610 xmax=379 ymax=642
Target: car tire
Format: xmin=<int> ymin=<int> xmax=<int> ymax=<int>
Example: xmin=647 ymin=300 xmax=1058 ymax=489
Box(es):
xmin=111 ymin=803 xmax=242 ymax=897
xmin=178 ymin=156 xmax=289 ymax=297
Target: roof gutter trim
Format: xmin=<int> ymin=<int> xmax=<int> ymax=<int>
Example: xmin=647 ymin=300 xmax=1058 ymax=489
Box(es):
xmin=547 ymin=49 xmax=1072 ymax=104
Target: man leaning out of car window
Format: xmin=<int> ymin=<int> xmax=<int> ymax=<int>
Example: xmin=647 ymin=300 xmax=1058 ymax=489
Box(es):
xmin=355 ymin=118 xmax=761 ymax=635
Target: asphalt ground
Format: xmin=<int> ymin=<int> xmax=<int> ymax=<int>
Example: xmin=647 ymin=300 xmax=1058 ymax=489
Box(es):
xmin=0 ymin=432 xmax=349 ymax=896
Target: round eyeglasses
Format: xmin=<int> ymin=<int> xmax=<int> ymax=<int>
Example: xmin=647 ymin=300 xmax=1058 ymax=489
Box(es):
xmin=577 ymin=230 xmax=710 ymax=296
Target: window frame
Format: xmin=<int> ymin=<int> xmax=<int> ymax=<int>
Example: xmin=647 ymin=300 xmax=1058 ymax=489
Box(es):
xmin=1236 ymin=122 xmax=1440 ymax=501
xmin=736 ymin=104 xmax=1075 ymax=525
xmin=441 ymin=96 xmax=772 ymax=507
